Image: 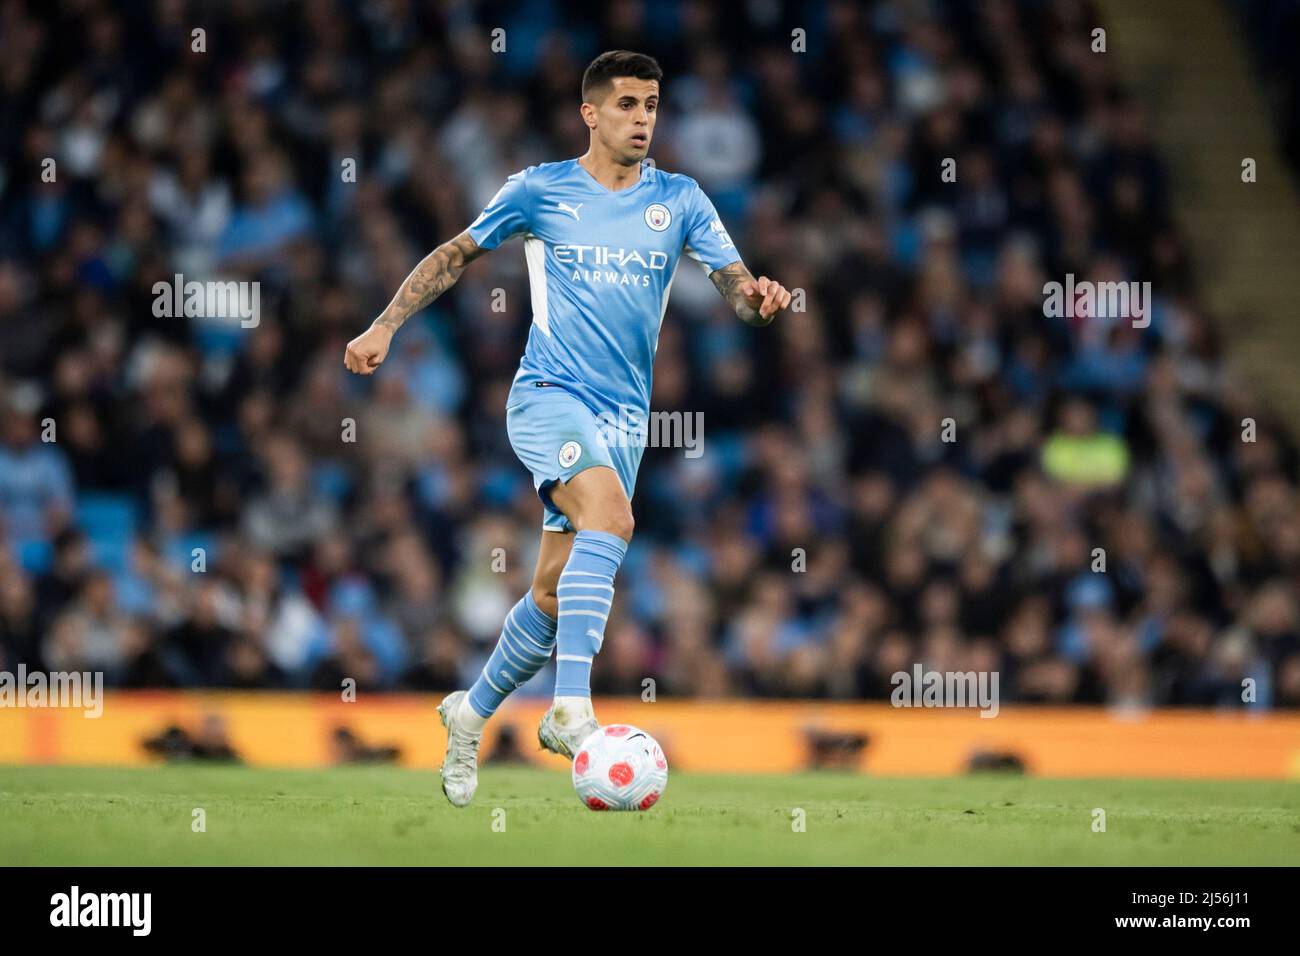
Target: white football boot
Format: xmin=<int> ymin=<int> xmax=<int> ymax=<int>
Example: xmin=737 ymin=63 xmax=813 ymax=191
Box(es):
xmin=537 ymin=699 xmax=600 ymax=759
xmin=437 ymin=691 xmax=482 ymax=807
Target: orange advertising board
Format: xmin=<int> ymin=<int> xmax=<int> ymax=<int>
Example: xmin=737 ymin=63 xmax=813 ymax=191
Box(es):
xmin=3 ymin=693 xmax=1299 ymax=778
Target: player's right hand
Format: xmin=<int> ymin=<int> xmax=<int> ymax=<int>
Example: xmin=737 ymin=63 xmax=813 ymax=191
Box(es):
xmin=344 ymin=324 xmax=393 ymax=375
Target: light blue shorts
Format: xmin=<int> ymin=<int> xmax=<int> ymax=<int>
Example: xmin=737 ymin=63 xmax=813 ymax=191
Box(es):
xmin=506 ymin=384 xmax=645 ymax=533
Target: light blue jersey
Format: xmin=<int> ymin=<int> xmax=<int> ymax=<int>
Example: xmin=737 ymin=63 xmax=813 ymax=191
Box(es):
xmin=468 ymin=158 xmax=741 ymax=423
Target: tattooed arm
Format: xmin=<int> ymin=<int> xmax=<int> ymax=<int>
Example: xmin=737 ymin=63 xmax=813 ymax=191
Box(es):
xmin=709 ymin=261 xmax=793 ymax=327
xmin=344 ymin=231 xmax=486 ymax=375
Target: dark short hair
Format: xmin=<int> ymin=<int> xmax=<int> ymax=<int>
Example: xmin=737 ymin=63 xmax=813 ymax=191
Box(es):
xmin=581 ymin=50 xmax=663 ymax=103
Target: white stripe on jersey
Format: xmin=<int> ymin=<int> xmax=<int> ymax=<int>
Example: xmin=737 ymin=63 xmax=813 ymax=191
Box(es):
xmin=524 ymin=234 xmax=550 ymax=336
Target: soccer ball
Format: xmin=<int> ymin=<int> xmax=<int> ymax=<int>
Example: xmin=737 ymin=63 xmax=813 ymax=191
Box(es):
xmin=571 ymin=724 xmax=668 ymax=811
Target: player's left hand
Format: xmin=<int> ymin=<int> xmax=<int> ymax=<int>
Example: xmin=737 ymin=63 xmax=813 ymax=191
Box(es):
xmin=740 ymin=276 xmax=793 ymax=322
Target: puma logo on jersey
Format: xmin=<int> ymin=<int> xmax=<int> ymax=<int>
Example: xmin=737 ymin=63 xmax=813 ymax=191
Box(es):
xmin=554 ymin=201 xmax=583 ymax=220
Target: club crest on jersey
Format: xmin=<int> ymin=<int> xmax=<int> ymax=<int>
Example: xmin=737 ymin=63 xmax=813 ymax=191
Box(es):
xmin=644 ymin=203 xmax=671 ymax=232
xmin=558 ymin=441 xmax=582 ymax=468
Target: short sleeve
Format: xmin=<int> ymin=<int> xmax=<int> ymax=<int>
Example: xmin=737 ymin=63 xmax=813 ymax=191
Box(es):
xmin=468 ymin=170 xmax=532 ymax=250
xmin=682 ymin=183 xmax=741 ymax=274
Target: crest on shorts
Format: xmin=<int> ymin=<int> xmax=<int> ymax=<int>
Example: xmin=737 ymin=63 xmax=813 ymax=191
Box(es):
xmin=644 ymin=203 xmax=671 ymax=232
xmin=558 ymin=441 xmax=582 ymax=467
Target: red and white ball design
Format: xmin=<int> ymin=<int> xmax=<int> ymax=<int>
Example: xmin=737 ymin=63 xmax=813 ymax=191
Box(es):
xmin=571 ymin=724 xmax=668 ymax=811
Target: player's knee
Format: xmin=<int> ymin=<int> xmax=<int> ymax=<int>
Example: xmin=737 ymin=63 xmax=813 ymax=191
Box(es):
xmin=530 ymin=581 xmax=559 ymax=620
xmin=591 ymin=507 xmax=634 ymax=542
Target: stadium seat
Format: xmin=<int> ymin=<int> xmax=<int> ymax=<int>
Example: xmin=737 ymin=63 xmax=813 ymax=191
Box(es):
xmin=75 ymin=493 xmax=139 ymax=575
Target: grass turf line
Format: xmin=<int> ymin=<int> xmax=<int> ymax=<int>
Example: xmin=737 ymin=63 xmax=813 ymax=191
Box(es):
xmin=1 ymin=765 xmax=1296 ymax=865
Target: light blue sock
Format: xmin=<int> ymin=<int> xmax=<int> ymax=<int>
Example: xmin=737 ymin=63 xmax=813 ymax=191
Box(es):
xmin=467 ymin=592 xmax=557 ymax=718
xmin=554 ymin=530 xmax=628 ymax=698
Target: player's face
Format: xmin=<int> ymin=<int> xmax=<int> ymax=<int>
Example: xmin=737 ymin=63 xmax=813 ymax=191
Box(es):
xmin=590 ymin=77 xmax=658 ymax=164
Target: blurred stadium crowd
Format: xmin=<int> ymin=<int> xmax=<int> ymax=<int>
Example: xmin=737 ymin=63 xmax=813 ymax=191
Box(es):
xmin=2 ymin=0 xmax=1299 ymax=709
xmin=1235 ymin=0 xmax=1300 ymax=182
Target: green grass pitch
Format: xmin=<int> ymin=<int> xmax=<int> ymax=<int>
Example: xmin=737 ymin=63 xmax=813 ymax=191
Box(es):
xmin=1 ymin=765 xmax=1296 ymax=865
